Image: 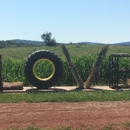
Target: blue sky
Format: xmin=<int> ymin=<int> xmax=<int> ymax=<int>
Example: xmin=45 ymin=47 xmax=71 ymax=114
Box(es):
xmin=0 ymin=0 xmax=130 ymax=43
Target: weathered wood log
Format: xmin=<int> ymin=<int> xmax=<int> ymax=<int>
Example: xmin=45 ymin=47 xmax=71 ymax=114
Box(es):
xmin=84 ymin=45 xmax=109 ymax=89
xmin=3 ymin=82 xmax=23 ymax=90
xmin=60 ymin=44 xmax=84 ymax=89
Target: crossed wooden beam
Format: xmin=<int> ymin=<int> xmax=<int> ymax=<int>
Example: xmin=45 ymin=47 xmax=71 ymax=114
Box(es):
xmin=61 ymin=44 xmax=109 ymax=89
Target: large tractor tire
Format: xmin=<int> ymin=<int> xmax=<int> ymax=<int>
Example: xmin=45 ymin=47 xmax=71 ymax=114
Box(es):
xmin=24 ymin=50 xmax=63 ymax=89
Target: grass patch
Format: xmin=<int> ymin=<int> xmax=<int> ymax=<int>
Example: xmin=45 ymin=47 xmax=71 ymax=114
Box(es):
xmin=0 ymin=90 xmax=130 ymax=103
xmin=122 ymin=122 xmax=130 ymax=129
xmin=5 ymin=126 xmax=72 ymax=130
xmin=101 ymin=124 xmax=114 ymax=130
xmin=0 ymin=44 xmax=103 ymax=60
xmin=5 ymin=121 xmax=130 ymax=130
xmin=6 ymin=126 xmax=42 ymax=130
xmin=1 ymin=44 xmax=130 ymax=60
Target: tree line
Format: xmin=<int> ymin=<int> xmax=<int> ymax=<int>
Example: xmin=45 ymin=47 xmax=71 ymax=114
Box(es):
xmin=0 ymin=31 xmax=59 ymax=49
xmin=41 ymin=32 xmax=57 ymax=46
xmin=0 ymin=40 xmax=35 ymax=49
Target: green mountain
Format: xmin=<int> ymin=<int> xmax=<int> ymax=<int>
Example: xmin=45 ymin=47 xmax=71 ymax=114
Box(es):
xmin=113 ymin=41 xmax=130 ymax=46
xmin=12 ymin=39 xmax=45 ymax=46
xmin=9 ymin=39 xmax=130 ymax=46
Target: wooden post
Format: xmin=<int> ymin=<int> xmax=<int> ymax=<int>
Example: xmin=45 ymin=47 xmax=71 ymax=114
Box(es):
xmin=60 ymin=44 xmax=84 ymax=89
xmin=0 ymin=54 xmax=3 ymax=91
xmin=84 ymin=45 xmax=109 ymax=89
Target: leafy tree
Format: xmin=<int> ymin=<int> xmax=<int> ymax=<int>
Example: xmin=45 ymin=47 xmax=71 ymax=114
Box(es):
xmin=0 ymin=40 xmax=36 ymax=48
xmin=41 ymin=32 xmax=57 ymax=46
xmin=0 ymin=41 xmax=6 ymax=48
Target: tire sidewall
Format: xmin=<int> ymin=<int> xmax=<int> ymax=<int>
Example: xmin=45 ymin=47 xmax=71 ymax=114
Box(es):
xmin=24 ymin=50 xmax=63 ymax=89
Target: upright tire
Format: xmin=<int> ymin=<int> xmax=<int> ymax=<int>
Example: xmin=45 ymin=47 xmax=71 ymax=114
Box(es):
xmin=24 ymin=50 xmax=63 ymax=89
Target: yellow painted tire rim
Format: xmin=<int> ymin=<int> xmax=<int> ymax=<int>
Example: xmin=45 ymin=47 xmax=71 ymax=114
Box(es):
xmin=32 ymin=58 xmax=55 ymax=81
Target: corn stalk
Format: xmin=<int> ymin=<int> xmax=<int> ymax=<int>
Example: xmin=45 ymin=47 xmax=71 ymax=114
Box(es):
xmin=60 ymin=44 xmax=84 ymax=89
xmin=84 ymin=45 xmax=109 ymax=88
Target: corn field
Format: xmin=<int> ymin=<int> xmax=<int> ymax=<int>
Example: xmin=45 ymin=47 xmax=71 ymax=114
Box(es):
xmin=2 ymin=55 xmax=130 ymax=86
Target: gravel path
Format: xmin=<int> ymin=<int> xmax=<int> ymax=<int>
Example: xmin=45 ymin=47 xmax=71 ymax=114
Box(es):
xmin=0 ymin=101 xmax=130 ymax=130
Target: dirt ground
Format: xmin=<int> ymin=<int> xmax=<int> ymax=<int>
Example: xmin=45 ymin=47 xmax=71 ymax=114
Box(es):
xmin=0 ymin=101 xmax=130 ymax=130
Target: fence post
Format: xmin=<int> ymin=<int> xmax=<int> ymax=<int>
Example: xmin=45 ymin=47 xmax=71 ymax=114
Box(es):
xmin=0 ymin=54 xmax=3 ymax=91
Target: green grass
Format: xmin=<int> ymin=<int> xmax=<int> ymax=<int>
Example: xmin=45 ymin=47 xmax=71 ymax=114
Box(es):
xmin=0 ymin=90 xmax=130 ymax=103
xmin=0 ymin=44 xmax=103 ymax=60
xmin=4 ymin=121 xmax=130 ymax=130
xmin=1 ymin=44 xmax=130 ymax=60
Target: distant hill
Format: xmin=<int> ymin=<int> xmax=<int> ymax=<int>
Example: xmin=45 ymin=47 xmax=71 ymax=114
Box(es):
xmin=11 ymin=39 xmax=45 ymax=46
xmin=7 ymin=39 xmax=130 ymax=46
xmin=11 ymin=40 xmax=103 ymax=45
xmin=113 ymin=41 xmax=130 ymax=46
xmin=80 ymin=42 xmax=105 ymax=45
xmin=81 ymin=41 xmax=130 ymax=46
